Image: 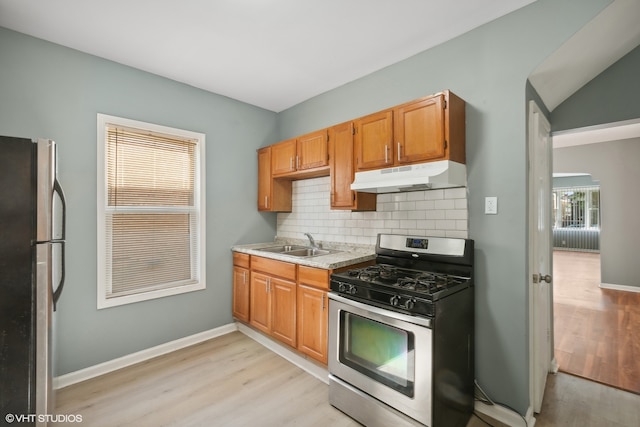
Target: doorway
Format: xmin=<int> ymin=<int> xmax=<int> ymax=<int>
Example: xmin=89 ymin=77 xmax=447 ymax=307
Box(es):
xmin=552 ymin=125 xmax=640 ymax=395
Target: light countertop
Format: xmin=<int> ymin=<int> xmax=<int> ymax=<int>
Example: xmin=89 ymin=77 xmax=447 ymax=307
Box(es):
xmin=231 ymin=238 xmax=376 ymax=270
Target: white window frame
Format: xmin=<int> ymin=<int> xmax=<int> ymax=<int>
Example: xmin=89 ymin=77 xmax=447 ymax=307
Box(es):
xmin=96 ymin=113 xmax=206 ymax=309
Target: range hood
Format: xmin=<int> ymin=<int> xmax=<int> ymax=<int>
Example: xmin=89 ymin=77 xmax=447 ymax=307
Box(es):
xmin=350 ymin=160 xmax=466 ymax=193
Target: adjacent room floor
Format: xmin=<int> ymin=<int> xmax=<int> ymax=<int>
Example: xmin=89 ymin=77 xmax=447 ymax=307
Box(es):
xmin=553 ymin=250 xmax=640 ymax=394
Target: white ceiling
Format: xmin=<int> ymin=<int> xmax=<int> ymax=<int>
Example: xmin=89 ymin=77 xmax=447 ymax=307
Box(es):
xmin=0 ymin=0 xmax=536 ymax=112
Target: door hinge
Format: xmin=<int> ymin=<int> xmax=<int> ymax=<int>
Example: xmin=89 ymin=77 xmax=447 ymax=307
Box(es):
xmin=444 ymin=140 xmax=448 ymax=149
xmin=444 ymin=100 xmax=447 ymax=109
xmin=353 ymin=125 xmax=357 ymax=135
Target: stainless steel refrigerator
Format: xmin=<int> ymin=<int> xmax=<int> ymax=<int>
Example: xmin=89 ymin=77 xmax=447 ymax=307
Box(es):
xmin=0 ymin=136 xmax=66 ymax=426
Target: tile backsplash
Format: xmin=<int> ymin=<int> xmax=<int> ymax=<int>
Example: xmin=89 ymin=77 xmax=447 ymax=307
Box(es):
xmin=276 ymin=176 xmax=468 ymax=246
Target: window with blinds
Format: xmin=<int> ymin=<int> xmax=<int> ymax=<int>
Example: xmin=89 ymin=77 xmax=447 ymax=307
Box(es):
xmin=97 ymin=114 xmax=205 ymax=308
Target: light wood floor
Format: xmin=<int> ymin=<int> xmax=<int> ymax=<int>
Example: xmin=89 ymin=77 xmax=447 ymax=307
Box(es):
xmin=553 ymin=251 xmax=640 ymax=394
xmin=55 ymin=330 xmax=640 ymax=427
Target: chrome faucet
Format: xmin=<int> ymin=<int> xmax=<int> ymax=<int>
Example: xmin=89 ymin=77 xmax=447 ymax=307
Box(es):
xmin=304 ymin=232 xmax=317 ymax=248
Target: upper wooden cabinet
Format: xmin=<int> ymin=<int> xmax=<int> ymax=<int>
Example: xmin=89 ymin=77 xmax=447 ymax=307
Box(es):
xmin=271 ymin=138 xmax=297 ymax=176
xmin=354 ymin=109 xmax=394 ymax=170
xmin=355 ymin=90 xmax=465 ymax=171
xmin=257 ymin=146 xmax=292 ymax=212
xmin=395 ymin=94 xmax=445 ymax=164
xmin=329 ymin=122 xmax=376 ymax=211
xmin=298 ymin=129 xmax=329 ymax=170
xmin=271 ymin=129 xmax=329 ymax=178
xmin=257 ymin=90 xmax=465 ymax=211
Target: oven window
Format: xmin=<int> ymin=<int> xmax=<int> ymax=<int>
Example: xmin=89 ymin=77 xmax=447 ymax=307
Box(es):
xmin=340 ymin=311 xmax=415 ymax=397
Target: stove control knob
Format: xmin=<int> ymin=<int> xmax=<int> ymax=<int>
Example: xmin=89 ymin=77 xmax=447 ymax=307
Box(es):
xmin=405 ymin=299 xmax=416 ymax=310
xmin=348 ymin=285 xmax=357 ymax=295
xmin=390 ymin=295 xmax=400 ymax=306
xmin=338 ymin=283 xmax=347 ymax=293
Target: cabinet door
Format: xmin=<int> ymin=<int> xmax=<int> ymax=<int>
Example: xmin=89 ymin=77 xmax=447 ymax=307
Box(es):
xmin=257 ymin=147 xmax=271 ymax=211
xmin=297 ymin=129 xmax=328 ymax=170
xmin=330 ymin=122 xmax=356 ymax=208
xmin=297 ymin=284 xmax=328 ymax=364
xmin=249 ymin=272 xmax=271 ymax=334
xmin=395 ymin=94 xmax=445 ymax=164
xmin=354 ymin=109 xmax=393 ymax=171
xmin=257 ymin=147 xmax=292 ymax=212
xmin=271 ymin=139 xmax=297 ymax=176
xmin=232 ymin=266 xmax=250 ymax=323
xmin=330 ymin=122 xmax=377 ymax=211
xmin=270 ymin=277 xmax=297 ymax=348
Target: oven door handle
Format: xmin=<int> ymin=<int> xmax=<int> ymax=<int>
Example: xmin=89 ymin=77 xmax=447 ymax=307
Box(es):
xmin=329 ymin=292 xmax=433 ymax=328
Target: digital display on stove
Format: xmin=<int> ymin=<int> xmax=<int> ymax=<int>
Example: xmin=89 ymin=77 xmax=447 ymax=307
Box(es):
xmin=406 ymin=238 xmax=428 ymax=250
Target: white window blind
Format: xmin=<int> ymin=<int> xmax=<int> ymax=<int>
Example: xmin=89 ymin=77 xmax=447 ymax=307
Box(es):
xmin=97 ymin=114 xmax=205 ymax=308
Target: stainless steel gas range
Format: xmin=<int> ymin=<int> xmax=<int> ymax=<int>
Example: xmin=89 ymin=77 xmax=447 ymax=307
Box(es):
xmin=328 ymin=234 xmax=474 ymax=427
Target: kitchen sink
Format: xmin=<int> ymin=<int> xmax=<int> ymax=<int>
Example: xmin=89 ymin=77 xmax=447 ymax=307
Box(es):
xmin=257 ymin=245 xmax=309 ymax=253
xmin=256 ymin=245 xmax=339 ymax=258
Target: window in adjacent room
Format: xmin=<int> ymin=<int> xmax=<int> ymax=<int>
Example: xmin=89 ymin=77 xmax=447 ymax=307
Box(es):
xmin=552 ymin=186 xmax=600 ymax=229
xmin=97 ymin=114 xmax=205 ymax=308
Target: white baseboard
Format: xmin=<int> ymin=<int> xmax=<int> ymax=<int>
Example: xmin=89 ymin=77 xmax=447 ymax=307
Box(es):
xmin=600 ymin=282 xmax=640 ymax=293
xmin=54 ymin=323 xmax=238 ymax=390
xmin=236 ymin=323 xmax=329 ymax=384
xmin=474 ymin=401 xmax=536 ymax=427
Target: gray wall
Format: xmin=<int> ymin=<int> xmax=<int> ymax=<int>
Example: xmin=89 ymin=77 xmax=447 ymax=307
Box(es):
xmin=0 ymin=27 xmax=279 ymax=376
xmin=277 ymin=0 xmax=610 ymax=415
xmin=552 ymin=44 xmax=640 ymax=131
xmin=554 ymin=138 xmax=640 ymax=288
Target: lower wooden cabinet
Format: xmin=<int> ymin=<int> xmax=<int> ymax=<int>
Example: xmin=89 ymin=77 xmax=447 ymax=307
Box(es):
xmin=270 ymin=277 xmax=297 ymax=348
xmin=233 ymin=252 xmax=371 ymax=366
xmin=249 ymin=256 xmax=297 ymax=348
xmin=232 ymin=253 xmax=250 ymax=322
xmin=249 ymin=271 xmax=271 ymax=333
xmin=297 ymin=265 xmax=330 ymax=364
xmin=297 ymin=284 xmax=328 ymax=364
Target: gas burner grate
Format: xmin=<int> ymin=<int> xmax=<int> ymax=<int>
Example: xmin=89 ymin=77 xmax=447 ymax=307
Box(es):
xmin=341 ymin=264 xmax=470 ymax=296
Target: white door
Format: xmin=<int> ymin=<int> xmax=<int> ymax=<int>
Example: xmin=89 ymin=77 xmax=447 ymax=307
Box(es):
xmin=528 ymin=100 xmax=556 ymax=413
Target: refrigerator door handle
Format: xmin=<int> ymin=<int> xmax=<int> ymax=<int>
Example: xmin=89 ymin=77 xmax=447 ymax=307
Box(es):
xmin=52 ymin=178 xmax=66 ymax=311
xmin=53 ymin=178 xmax=66 ymax=240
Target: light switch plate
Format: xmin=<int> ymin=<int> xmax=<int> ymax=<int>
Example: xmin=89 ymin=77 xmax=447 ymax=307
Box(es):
xmin=485 ymin=196 xmax=498 ymax=214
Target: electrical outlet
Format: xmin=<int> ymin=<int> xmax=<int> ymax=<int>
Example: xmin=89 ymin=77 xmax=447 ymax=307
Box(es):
xmin=485 ymin=196 xmax=498 ymax=215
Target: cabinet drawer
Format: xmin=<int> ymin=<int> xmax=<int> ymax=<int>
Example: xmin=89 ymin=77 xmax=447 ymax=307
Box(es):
xmin=299 ymin=265 xmax=330 ymax=290
xmin=251 ymin=256 xmax=296 ymax=281
xmin=233 ymin=252 xmax=250 ymax=269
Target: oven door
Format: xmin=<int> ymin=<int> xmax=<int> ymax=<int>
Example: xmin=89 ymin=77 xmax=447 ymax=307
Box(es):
xmin=328 ymin=293 xmax=433 ymax=426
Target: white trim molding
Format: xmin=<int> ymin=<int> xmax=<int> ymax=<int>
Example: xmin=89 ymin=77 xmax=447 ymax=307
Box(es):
xmin=600 ymin=282 xmax=640 ymax=293
xmin=54 ymin=323 xmax=237 ymax=390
